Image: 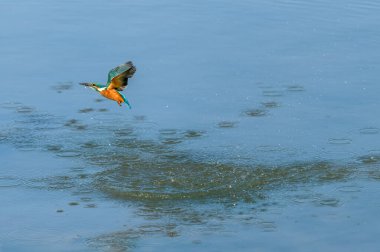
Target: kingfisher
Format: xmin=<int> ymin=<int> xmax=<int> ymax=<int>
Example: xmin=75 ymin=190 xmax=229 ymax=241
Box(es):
xmin=80 ymin=61 xmax=136 ymax=108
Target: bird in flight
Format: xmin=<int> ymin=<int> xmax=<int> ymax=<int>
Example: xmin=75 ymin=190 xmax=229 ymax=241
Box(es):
xmin=80 ymin=61 xmax=136 ymax=108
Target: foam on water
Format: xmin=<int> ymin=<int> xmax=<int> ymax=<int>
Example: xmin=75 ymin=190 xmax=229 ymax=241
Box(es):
xmin=0 ymin=103 xmax=375 ymax=205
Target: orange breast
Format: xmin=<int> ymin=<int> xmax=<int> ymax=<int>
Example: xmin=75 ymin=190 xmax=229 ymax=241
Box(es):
xmin=100 ymin=90 xmax=123 ymax=103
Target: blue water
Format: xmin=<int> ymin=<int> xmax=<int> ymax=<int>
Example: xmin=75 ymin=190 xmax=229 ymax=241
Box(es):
xmin=1 ymin=0 xmax=380 ymax=251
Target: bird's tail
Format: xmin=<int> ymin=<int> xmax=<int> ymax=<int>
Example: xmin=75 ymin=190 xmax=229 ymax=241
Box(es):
xmin=118 ymin=92 xmax=132 ymax=109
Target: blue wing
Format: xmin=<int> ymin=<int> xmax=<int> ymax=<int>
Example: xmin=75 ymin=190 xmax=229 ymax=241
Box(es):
xmin=107 ymin=61 xmax=136 ymax=89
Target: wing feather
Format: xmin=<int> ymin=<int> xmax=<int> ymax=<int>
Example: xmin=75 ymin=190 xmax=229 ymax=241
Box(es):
xmin=107 ymin=61 xmax=136 ymax=91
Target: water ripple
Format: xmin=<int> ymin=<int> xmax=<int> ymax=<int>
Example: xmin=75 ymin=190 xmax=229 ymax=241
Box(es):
xmin=359 ymin=127 xmax=379 ymax=135
xmin=217 ymin=121 xmax=237 ymax=128
xmin=0 ymin=176 xmax=23 ymax=188
xmin=328 ymin=138 xmax=352 ymax=145
xmin=93 ymin=161 xmax=353 ymax=202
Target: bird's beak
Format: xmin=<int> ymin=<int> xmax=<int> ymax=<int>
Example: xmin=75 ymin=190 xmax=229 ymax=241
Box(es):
xmin=79 ymin=82 xmax=92 ymax=87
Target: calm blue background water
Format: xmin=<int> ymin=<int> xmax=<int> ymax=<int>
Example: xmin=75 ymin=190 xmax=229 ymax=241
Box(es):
xmin=1 ymin=0 xmax=380 ymax=251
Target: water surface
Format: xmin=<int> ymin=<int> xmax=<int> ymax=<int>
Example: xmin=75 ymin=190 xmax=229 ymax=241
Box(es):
xmin=1 ymin=0 xmax=380 ymax=251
